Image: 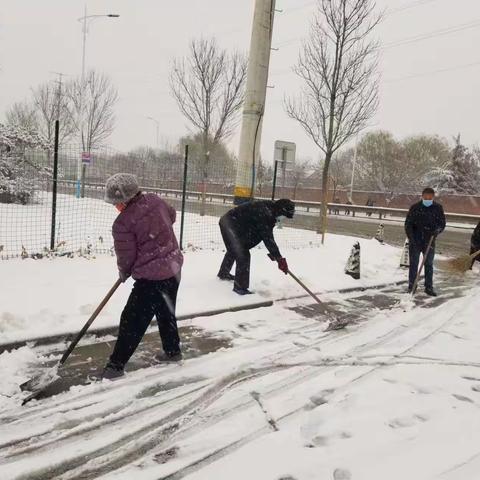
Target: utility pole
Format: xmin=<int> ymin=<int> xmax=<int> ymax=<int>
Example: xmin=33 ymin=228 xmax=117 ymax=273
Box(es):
xmin=234 ymin=0 xmax=277 ymax=204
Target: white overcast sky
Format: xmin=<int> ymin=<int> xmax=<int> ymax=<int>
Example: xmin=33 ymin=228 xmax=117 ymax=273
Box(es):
xmin=1 ymin=0 xmax=479 ymax=162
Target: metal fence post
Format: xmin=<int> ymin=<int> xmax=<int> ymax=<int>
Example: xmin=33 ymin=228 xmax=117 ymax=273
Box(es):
xmin=50 ymin=120 xmax=60 ymax=251
xmin=180 ymin=144 xmax=189 ymax=251
xmin=271 ymin=160 xmax=279 ymax=201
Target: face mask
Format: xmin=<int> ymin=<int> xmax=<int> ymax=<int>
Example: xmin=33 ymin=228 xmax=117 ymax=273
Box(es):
xmin=422 ymin=199 xmax=433 ymax=208
xmin=115 ymin=203 xmax=126 ymax=213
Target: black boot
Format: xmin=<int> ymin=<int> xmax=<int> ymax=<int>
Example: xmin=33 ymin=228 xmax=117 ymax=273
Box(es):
xmin=233 ymin=287 xmax=253 ymax=296
xmin=102 ymin=363 xmax=125 ymax=380
xmin=157 ymin=351 xmax=183 ymax=363
xmin=425 ymin=288 xmax=438 ymax=297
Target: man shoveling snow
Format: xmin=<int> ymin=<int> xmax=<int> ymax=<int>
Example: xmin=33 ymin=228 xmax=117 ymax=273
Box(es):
xmin=217 ymin=199 xmax=295 ymax=295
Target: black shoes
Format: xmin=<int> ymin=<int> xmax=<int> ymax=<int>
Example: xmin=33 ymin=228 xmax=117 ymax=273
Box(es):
xmin=157 ymin=351 xmax=183 ymax=363
xmin=102 ymin=363 xmax=125 ymax=380
xmin=218 ymin=273 xmax=235 ymax=281
xmin=425 ymin=288 xmax=438 ymax=297
xmin=233 ymin=287 xmax=253 ymax=296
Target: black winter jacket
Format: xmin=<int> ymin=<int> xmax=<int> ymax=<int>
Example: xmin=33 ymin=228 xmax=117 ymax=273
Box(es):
xmin=405 ymin=201 xmax=446 ymax=248
xmin=220 ymin=201 xmax=283 ymax=259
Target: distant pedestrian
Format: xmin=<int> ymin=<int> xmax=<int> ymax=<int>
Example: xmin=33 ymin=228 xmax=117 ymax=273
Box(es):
xmin=405 ymin=187 xmax=446 ymax=296
xmin=102 ymin=174 xmax=184 ymax=379
xmin=470 ymin=220 xmax=480 ymax=269
xmin=345 ymin=200 xmax=353 ymax=216
xmin=366 ymin=197 xmax=374 ymax=217
xmin=334 ymin=197 xmax=341 ymax=215
xmin=217 ymin=199 xmax=295 ymax=295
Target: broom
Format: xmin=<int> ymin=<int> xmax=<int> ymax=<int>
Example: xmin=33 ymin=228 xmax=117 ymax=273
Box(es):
xmin=438 ymin=249 xmax=480 ymax=274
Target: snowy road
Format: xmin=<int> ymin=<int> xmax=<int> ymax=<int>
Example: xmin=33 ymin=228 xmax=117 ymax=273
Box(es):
xmin=1 ymin=272 xmax=480 ymax=479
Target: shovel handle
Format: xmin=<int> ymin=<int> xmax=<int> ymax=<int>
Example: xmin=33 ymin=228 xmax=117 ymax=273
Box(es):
xmin=288 ymin=270 xmax=324 ymax=306
xmin=59 ymin=279 xmax=122 ymax=365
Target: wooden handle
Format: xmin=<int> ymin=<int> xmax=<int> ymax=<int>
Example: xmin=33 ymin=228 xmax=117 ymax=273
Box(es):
xmin=470 ymin=249 xmax=480 ymax=260
xmin=59 ymin=279 xmax=122 ymax=365
xmin=288 ymin=270 xmax=324 ymax=305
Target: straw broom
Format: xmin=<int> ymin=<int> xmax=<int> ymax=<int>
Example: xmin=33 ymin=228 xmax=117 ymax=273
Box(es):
xmin=438 ymin=249 xmax=480 ymax=274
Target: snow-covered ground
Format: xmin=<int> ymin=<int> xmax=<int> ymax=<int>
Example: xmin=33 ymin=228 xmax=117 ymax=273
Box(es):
xmin=0 ymin=254 xmax=479 ymax=478
xmin=0 ymin=235 xmax=403 ymax=345
xmin=2 ymin=223 xmax=480 ymax=480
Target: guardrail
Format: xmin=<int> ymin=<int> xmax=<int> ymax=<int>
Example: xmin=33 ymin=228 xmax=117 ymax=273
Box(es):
xmin=57 ymin=180 xmax=479 ymax=226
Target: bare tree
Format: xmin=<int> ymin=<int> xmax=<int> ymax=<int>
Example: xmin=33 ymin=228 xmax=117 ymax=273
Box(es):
xmin=285 ymin=0 xmax=380 ymax=243
xmin=327 ymin=152 xmax=352 ymax=201
xmin=289 ymin=158 xmax=312 ymax=200
xmin=67 ymin=70 xmax=118 ymax=151
xmin=32 ymin=81 xmax=76 ymax=146
xmin=170 ymin=37 xmax=247 ymax=215
xmin=5 ymin=101 xmax=39 ymax=131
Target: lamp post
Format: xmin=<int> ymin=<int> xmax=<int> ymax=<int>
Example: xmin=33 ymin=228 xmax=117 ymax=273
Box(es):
xmin=146 ymin=116 xmax=160 ymax=148
xmin=75 ymin=6 xmax=120 ymax=198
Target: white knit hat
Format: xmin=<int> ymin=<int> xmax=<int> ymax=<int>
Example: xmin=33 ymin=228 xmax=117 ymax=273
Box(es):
xmin=104 ymin=173 xmax=139 ymax=204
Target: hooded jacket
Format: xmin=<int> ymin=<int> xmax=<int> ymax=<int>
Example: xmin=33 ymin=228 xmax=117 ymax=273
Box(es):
xmin=112 ymin=193 xmax=183 ymax=281
xmin=219 ymin=200 xmax=295 ymax=259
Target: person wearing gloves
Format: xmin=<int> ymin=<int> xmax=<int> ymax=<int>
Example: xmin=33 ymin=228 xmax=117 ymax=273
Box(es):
xmin=217 ymin=199 xmax=295 ymax=295
xmin=405 ymin=187 xmax=446 ymax=296
xmin=103 ymin=173 xmax=184 ymax=379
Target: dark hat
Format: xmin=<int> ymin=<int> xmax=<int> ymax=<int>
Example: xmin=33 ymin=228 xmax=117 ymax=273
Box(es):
xmin=274 ymin=199 xmax=295 ymax=219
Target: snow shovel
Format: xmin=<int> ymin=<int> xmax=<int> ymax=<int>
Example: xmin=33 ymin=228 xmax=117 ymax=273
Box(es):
xmin=438 ymin=249 xmax=480 ymax=274
xmin=21 ymin=278 xmax=122 ymax=405
xmin=411 ymin=235 xmax=435 ymax=296
xmin=287 ymin=270 xmax=346 ymax=330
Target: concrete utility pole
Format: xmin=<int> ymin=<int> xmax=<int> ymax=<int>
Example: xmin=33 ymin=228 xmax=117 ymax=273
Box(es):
xmin=234 ymin=0 xmax=276 ymax=204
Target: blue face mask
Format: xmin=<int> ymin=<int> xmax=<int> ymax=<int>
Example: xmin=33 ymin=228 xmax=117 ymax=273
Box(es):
xmin=422 ymin=199 xmax=433 ymax=207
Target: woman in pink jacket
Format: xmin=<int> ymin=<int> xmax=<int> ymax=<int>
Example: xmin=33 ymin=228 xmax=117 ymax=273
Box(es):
xmin=103 ymin=173 xmax=184 ymax=379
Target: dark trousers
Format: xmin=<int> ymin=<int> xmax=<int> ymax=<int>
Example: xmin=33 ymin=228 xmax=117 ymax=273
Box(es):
xmin=409 ymin=243 xmax=435 ymax=290
xmin=218 ymin=220 xmax=251 ymax=290
xmin=109 ymin=276 xmax=181 ymax=369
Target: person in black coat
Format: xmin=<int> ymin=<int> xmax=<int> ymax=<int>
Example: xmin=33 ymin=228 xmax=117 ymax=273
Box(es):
xmin=470 ymin=220 xmax=480 ymax=268
xmin=405 ymin=187 xmax=446 ymax=296
xmin=217 ymin=199 xmax=295 ymax=295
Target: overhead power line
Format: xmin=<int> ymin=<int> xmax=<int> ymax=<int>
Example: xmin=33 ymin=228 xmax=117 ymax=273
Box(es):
xmin=384 ymin=59 xmax=480 ymax=83
xmin=382 ymin=18 xmax=480 ymax=49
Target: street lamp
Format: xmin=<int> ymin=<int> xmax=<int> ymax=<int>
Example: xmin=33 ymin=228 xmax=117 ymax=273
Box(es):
xmin=75 ymin=6 xmax=120 ymax=198
xmin=146 ymin=116 xmax=160 ymax=148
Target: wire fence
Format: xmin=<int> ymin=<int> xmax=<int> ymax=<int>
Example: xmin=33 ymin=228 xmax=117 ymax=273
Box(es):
xmin=0 ymin=143 xmax=328 ymax=260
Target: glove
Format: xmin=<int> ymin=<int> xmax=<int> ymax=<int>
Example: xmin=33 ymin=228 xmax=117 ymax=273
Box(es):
xmin=277 ymin=258 xmax=289 ymax=275
xmin=119 ymin=270 xmax=130 ymax=283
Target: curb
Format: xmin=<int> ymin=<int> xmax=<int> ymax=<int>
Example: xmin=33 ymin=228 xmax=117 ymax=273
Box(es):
xmin=0 ymin=300 xmax=274 ymax=353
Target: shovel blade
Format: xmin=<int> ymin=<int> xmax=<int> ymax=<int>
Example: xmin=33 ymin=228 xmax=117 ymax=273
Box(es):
xmin=20 ymin=366 xmax=59 ymax=393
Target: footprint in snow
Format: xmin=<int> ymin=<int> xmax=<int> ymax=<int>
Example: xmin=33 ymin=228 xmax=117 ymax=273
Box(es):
xmin=462 ymin=375 xmax=480 ymax=382
xmin=471 ymin=385 xmax=480 ymax=393
xmin=452 ymin=393 xmax=474 ymax=403
xmin=333 ymin=468 xmax=352 ymax=479
xmin=388 ymin=414 xmax=428 ymax=429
